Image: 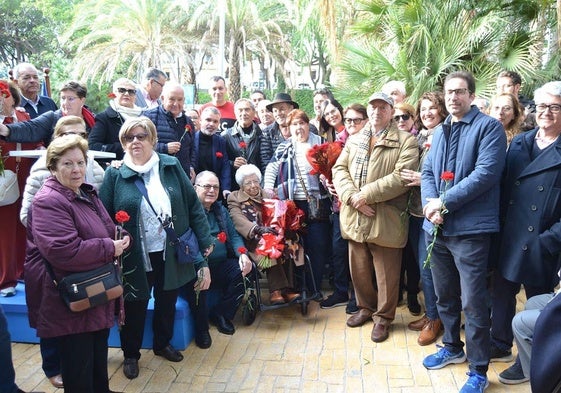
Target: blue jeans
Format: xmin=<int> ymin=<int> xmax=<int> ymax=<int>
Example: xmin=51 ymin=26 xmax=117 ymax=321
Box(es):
xmin=411 ymin=217 xmax=437 ymax=319
xmin=332 ymin=213 xmax=350 ymax=295
xmin=0 ymin=304 xmax=18 ymax=393
xmin=295 ymin=200 xmax=332 ymax=293
xmin=209 ymin=258 xmax=244 ymax=321
xmin=428 ymin=232 xmax=491 ymax=375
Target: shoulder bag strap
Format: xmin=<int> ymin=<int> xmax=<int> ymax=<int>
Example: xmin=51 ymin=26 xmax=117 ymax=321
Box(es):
xmin=134 ymin=177 xmax=180 ymax=244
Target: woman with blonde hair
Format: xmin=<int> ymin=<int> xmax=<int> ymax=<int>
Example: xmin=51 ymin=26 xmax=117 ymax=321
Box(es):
xmin=489 ymin=93 xmax=523 ymax=144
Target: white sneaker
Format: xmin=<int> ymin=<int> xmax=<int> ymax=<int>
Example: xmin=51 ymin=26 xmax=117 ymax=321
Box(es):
xmin=0 ymin=287 xmax=16 ymax=297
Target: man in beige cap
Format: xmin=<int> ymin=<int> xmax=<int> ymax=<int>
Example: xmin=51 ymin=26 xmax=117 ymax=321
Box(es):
xmin=333 ymin=92 xmax=419 ymax=342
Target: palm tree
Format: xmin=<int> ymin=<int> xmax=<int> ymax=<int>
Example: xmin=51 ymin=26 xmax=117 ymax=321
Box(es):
xmin=189 ymin=0 xmax=287 ymax=101
xmin=336 ymin=0 xmax=557 ymax=104
xmin=62 ymin=0 xmax=196 ymax=83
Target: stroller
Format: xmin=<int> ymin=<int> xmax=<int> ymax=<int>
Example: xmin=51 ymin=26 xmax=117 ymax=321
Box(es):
xmin=240 ymin=232 xmax=321 ymax=325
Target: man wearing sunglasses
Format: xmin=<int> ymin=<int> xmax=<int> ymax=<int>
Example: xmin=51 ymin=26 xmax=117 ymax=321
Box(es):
xmin=135 ymin=68 xmax=167 ymax=110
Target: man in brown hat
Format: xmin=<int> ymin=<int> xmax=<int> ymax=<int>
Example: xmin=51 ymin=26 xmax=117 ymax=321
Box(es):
xmin=260 ymin=92 xmax=318 ymax=166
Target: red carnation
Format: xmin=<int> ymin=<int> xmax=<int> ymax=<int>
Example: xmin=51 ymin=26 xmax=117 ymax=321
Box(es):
xmin=237 ymin=246 xmax=248 ymax=254
xmin=216 ymin=151 xmax=224 ymax=158
xmin=185 ymin=124 xmax=192 ymax=133
xmin=217 ymin=231 xmax=227 ymax=243
xmin=115 ymin=210 xmax=130 ymax=224
xmin=440 ymin=171 xmax=454 ymax=182
xmin=239 ymin=141 xmax=247 ymax=149
xmin=107 ymin=92 xmax=116 ymax=99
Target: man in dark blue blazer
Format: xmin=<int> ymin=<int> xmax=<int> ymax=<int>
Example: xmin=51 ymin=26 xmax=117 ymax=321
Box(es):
xmin=13 ymin=63 xmax=57 ymax=119
xmin=191 ymin=106 xmax=231 ymax=199
xmin=490 ymin=81 xmax=561 ymax=370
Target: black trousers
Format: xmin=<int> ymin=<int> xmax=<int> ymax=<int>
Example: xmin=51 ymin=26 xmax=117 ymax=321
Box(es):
xmin=208 ymin=258 xmax=244 ymax=320
xmin=120 ymin=252 xmax=178 ymax=359
xmin=58 ymin=329 xmax=110 ymax=393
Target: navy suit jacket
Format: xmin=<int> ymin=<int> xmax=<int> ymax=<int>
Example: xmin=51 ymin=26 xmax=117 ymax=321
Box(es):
xmin=191 ymin=131 xmax=231 ymax=192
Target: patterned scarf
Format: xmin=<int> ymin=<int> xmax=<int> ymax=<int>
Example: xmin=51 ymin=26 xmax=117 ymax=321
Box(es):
xmin=354 ymin=125 xmax=373 ymax=187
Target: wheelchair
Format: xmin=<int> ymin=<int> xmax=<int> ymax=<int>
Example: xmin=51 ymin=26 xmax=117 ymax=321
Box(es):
xmin=240 ymin=248 xmax=321 ymax=325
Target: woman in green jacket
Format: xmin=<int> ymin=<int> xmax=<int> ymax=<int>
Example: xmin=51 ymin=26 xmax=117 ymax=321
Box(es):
xmin=100 ymin=117 xmax=214 ymax=380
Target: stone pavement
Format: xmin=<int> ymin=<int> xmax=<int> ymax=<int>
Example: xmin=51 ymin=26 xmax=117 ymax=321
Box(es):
xmin=11 ymin=292 xmax=530 ymax=393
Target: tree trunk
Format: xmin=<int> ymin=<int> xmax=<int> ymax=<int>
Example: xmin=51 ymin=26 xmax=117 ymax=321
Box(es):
xmin=228 ymin=33 xmax=242 ymax=102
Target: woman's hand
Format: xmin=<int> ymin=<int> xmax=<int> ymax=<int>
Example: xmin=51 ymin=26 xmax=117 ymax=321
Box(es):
xmin=400 ymin=169 xmax=421 ymax=186
xmin=194 ymin=267 xmax=211 ymax=291
xmin=110 ymin=160 xmax=123 ymax=169
xmin=239 ymin=254 xmax=252 ymax=277
xmin=350 ymin=192 xmax=367 ymax=209
xmin=113 ymin=235 xmax=131 ymax=257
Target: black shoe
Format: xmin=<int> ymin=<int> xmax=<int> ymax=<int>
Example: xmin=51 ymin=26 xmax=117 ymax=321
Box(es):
xmin=407 ymin=295 xmax=422 ymax=316
xmin=195 ymin=330 xmax=212 ymax=349
xmin=123 ymin=357 xmax=139 ymax=379
xmin=320 ymin=292 xmax=349 ymax=309
xmin=210 ymin=313 xmax=235 ymax=335
xmin=489 ymin=345 xmax=514 ymax=362
xmin=154 ymin=344 xmax=184 ymax=362
xmin=346 ymin=298 xmax=359 ymax=314
xmin=498 ymin=360 xmax=529 ymax=384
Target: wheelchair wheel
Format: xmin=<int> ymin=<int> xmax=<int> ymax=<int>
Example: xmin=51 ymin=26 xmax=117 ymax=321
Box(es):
xmin=301 ymin=300 xmax=308 ymax=316
xmin=242 ymin=293 xmax=258 ymax=325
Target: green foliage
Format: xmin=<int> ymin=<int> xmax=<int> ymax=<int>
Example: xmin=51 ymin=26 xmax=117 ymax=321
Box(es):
xmin=290 ymin=89 xmax=314 ymax=117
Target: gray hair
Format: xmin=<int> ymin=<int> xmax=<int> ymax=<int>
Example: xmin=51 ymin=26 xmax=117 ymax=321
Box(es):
xmin=162 ymin=82 xmax=184 ymax=97
xmin=235 ymin=164 xmax=262 ymax=186
xmin=382 ymin=80 xmax=406 ymax=96
xmin=112 ymin=77 xmax=136 ymax=91
xmin=235 ymin=98 xmax=255 ymax=110
xmin=195 ymin=170 xmax=219 ymax=184
xmin=144 ymin=68 xmax=166 ymax=82
xmin=13 ymin=62 xmax=38 ymax=79
xmin=201 ymin=106 xmax=221 ymax=118
xmin=534 ymin=81 xmax=561 ymax=100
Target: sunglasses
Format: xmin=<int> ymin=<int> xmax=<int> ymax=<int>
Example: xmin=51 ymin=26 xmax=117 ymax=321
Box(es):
xmin=394 ymin=114 xmax=411 ymax=122
xmin=116 ymin=87 xmax=136 ymax=95
xmin=123 ymin=133 xmax=149 ymax=143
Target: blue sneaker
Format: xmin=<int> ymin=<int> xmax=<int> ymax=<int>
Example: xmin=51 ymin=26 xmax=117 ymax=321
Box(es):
xmin=423 ymin=345 xmax=466 ymax=369
xmin=459 ymin=372 xmax=489 ymax=393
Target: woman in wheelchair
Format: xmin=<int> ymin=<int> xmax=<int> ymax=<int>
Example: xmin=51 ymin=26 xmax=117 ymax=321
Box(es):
xmin=227 ymin=164 xmax=301 ymax=305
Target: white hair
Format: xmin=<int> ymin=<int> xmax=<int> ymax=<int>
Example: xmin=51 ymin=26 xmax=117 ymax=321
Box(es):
xmin=382 ymin=80 xmax=406 ymax=96
xmin=235 ymin=164 xmax=262 ymax=186
xmin=534 ymin=81 xmax=561 ymax=100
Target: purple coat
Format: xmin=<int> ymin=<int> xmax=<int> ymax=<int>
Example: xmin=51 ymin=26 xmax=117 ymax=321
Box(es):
xmin=24 ymin=177 xmax=118 ymax=338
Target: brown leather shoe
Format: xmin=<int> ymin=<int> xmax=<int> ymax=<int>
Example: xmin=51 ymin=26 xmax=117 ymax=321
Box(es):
xmin=371 ymin=323 xmax=390 ymax=342
xmin=346 ymin=308 xmax=373 ymax=328
xmin=408 ymin=314 xmax=430 ymax=331
xmin=418 ymin=318 xmax=443 ymax=346
xmin=282 ymin=291 xmax=301 ymax=303
xmin=48 ymin=374 xmax=64 ymax=388
xmin=269 ymin=290 xmax=285 ymax=305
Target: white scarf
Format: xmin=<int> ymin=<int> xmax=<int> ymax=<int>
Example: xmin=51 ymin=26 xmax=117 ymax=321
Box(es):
xmin=110 ymin=100 xmax=142 ymax=120
xmin=124 ymin=152 xmax=172 ymax=220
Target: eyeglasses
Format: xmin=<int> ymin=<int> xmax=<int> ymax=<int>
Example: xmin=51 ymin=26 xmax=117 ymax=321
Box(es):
xmin=60 ymin=131 xmax=87 ymax=138
xmin=60 ymin=96 xmax=79 ymax=103
xmin=536 ymin=103 xmax=561 ymax=113
xmin=393 ymin=114 xmax=411 ymax=122
xmin=196 ymin=184 xmax=220 ymax=191
xmin=445 ymin=88 xmax=470 ymax=96
xmin=151 ymin=79 xmax=164 ymax=87
xmin=242 ymin=180 xmax=260 ymax=187
xmin=344 ymin=118 xmax=365 ymax=125
xmin=116 ymin=87 xmax=136 ymax=95
xmin=123 ymin=133 xmax=149 ymax=143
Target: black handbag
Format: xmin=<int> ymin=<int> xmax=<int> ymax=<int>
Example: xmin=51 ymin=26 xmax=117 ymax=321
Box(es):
xmin=294 ymin=158 xmax=331 ymax=221
xmin=134 ymin=178 xmax=202 ymax=264
xmin=44 ymin=260 xmax=123 ymax=312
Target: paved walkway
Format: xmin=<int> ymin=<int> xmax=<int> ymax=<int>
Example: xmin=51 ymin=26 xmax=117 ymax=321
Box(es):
xmin=12 ymin=292 xmax=530 ymax=393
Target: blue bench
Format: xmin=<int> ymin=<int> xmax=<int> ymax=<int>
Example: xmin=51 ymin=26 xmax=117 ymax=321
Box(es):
xmin=0 ymin=282 xmax=196 ymax=350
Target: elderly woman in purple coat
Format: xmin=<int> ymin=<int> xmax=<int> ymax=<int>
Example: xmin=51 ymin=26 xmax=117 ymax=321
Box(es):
xmin=24 ymin=135 xmax=130 ymax=392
